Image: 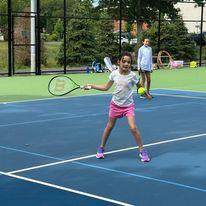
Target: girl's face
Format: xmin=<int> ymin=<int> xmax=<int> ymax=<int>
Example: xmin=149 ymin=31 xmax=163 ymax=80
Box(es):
xmin=119 ymin=55 xmax=132 ymax=73
xmin=143 ymin=38 xmax=150 ymax=46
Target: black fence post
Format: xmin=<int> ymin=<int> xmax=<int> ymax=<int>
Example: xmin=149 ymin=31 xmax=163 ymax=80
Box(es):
xmin=199 ymin=2 xmax=204 ymax=67
xmin=158 ymin=8 xmax=161 ymax=54
xmin=157 ymin=7 xmax=161 ymax=69
xmin=8 ymin=0 xmax=12 ymax=76
xmin=36 ymin=0 xmax=41 ymax=75
xmin=63 ymin=0 xmax=67 ymax=74
xmin=119 ymin=0 xmax=122 ymax=56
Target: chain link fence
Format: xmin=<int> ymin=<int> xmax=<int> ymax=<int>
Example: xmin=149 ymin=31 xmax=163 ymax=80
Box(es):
xmin=0 ymin=0 xmax=205 ymax=76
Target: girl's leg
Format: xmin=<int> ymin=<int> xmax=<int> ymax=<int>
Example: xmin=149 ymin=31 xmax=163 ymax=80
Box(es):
xmin=127 ymin=116 xmax=150 ymax=162
xmin=100 ymin=117 xmax=117 ymax=147
xmin=140 ymin=72 xmax=146 ymax=88
xmin=145 ymin=72 xmax=151 ymax=94
xmin=126 ymin=116 xmax=143 ymax=150
xmin=96 ymin=117 xmax=117 ymax=159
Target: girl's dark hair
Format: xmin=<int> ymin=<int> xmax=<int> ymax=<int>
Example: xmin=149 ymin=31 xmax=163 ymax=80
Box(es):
xmin=142 ymin=37 xmax=150 ymax=42
xmin=120 ymin=52 xmax=133 ymax=62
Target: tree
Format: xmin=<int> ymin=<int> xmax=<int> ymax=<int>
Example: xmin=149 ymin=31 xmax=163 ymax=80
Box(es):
xmin=53 ymin=19 xmax=64 ymax=41
xmin=0 ymin=0 xmax=29 ymax=40
xmin=57 ymin=0 xmax=96 ymax=66
xmin=96 ymin=0 xmax=205 ymax=34
xmin=141 ymin=16 xmax=197 ymax=62
xmin=40 ymin=0 xmax=77 ymax=34
xmin=12 ymin=6 xmax=47 ymax=68
xmin=95 ymin=9 xmax=119 ymax=63
xmin=97 ymin=0 xmax=177 ymax=32
xmin=13 ymin=9 xmax=30 ymax=67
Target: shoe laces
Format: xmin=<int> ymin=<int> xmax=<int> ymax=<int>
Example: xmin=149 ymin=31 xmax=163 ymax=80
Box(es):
xmin=140 ymin=149 xmax=148 ymax=156
xmin=98 ymin=147 xmax=104 ymax=153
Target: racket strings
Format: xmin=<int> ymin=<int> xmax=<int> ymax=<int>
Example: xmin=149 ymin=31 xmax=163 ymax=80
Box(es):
xmin=54 ymin=79 xmax=68 ymax=92
xmin=49 ymin=76 xmax=79 ymax=96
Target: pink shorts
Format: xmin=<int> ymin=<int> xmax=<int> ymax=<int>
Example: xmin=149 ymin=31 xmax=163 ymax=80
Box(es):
xmin=109 ymin=101 xmax=135 ymax=118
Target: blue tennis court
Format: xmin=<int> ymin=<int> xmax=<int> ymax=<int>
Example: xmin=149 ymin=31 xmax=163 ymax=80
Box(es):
xmin=0 ymin=89 xmax=206 ymax=206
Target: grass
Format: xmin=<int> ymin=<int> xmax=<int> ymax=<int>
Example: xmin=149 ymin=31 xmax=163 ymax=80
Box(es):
xmin=42 ymin=42 xmax=61 ymax=69
xmin=0 ymin=67 xmax=206 ymax=103
xmin=0 ymin=41 xmax=61 ymax=71
xmin=0 ymin=41 xmax=8 ymax=70
xmin=152 ymin=67 xmax=206 ymax=91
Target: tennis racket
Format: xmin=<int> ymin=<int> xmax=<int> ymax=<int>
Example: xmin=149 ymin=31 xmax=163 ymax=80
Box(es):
xmin=48 ymin=75 xmax=91 ymax=96
xmin=104 ymin=57 xmax=117 ymax=72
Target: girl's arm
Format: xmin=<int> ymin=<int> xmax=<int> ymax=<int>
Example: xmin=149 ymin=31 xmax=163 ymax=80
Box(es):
xmin=85 ymin=80 xmax=114 ymax=91
xmin=137 ymin=48 xmax=142 ymax=70
xmin=150 ymin=48 xmax=153 ymax=71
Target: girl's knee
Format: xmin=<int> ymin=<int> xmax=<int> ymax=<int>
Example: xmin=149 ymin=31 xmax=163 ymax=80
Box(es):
xmin=106 ymin=122 xmax=115 ymax=130
xmin=130 ymin=126 xmax=138 ymax=134
xmin=141 ymin=76 xmax=146 ymax=81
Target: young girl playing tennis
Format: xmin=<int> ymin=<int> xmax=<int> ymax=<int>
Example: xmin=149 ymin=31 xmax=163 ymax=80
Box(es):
xmin=84 ymin=52 xmax=151 ymax=162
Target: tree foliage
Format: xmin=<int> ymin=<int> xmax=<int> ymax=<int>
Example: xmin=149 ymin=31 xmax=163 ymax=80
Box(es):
xmin=97 ymin=0 xmax=205 ymax=33
xmin=57 ymin=0 xmax=121 ymax=66
xmin=0 ymin=0 xmax=29 ymax=40
xmin=57 ymin=0 xmax=96 ymax=65
xmin=94 ymin=10 xmax=119 ymax=63
xmin=0 ymin=0 xmax=204 ymax=67
xmin=140 ymin=16 xmax=197 ymax=62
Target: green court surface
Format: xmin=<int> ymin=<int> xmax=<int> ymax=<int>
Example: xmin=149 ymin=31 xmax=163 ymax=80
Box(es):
xmin=0 ymin=67 xmax=206 ymax=103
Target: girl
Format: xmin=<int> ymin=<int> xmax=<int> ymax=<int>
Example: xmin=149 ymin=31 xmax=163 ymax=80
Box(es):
xmin=84 ymin=52 xmax=151 ymax=162
xmin=137 ymin=38 xmax=153 ymax=98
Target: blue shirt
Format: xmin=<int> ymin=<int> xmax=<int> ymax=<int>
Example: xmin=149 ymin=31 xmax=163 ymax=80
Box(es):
xmin=137 ymin=45 xmax=153 ymax=71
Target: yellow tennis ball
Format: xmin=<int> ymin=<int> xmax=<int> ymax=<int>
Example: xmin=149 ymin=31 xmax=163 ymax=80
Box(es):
xmin=138 ymin=87 xmax=146 ymax=95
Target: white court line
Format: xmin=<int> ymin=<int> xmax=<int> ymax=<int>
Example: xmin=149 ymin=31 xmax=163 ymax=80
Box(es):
xmin=135 ymin=101 xmax=196 ymax=111
xmin=1 ymin=89 xmax=204 ymax=128
xmin=156 ymin=88 xmax=206 ymax=94
xmin=0 ymin=88 xmax=206 ymax=105
xmin=152 ymin=92 xmax=206 ymax=100
xmin=8 ymin=133 xmax=206 ymax=175
xmin=0 ymin=112 xmax=107 ymax=128
xmin=0 ymin=171 xmax=133 ymax=206
xmin=0 ymin=101 xmax=197 ymax=128
xmin=1 ymin=88 xmax=205 ymax=104
xmin=0 ymin=91 xmax=112 ymax=104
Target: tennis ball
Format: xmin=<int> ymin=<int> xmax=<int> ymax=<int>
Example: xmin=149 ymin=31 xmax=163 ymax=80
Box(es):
xmin=138 ymin=87 xmax=146 ymax=95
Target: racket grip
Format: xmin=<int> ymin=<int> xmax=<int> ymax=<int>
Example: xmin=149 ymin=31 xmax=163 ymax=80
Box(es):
xmin=81 ymin=85 xmax=92 ymax=90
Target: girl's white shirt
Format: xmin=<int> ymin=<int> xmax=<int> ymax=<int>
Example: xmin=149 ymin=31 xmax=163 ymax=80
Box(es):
xmin=109 ymin=69 xmax=139 ymax=106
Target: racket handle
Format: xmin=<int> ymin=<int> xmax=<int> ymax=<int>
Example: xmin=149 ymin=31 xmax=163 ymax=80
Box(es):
xmin=80 ymin=85 xmax=92 ymax=90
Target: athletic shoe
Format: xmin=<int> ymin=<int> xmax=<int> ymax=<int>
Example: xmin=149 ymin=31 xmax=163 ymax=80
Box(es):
xmin=139 ymin=149 xmax=150 ymax=162
xmin=96 ymin=146 xmax=104 ymax=159
xmin=140 ymin=94 xmax=146 ymax=99
xmin=148 ymin=94 xmax=154 ymax=98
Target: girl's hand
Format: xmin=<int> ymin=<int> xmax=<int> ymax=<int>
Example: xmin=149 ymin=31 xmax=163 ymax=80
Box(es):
xmin=83 ymin=85 xmax=92 ymax=90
